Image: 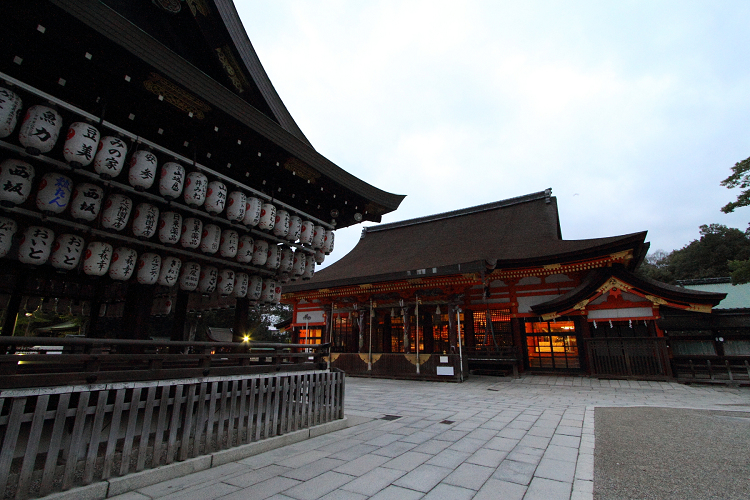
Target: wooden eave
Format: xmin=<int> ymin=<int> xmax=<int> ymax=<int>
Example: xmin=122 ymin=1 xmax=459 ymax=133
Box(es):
xmin=530 ymin=266 xmax=727 ymax=318
xmin=47 ymin=0 xmax=405 ymax=224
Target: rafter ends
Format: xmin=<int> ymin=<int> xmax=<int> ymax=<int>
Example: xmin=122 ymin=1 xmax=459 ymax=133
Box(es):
xmin=358 ymin=284 xmax=373 ymax=289
xmin=543 ymin=263 xmax=562 ymax=270
xmin=609 ymin=250 xmax=632 ymax=261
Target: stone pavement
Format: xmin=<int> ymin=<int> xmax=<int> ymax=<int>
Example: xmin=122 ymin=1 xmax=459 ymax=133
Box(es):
xmin=109 ymin=375 xmax=750 ymax=500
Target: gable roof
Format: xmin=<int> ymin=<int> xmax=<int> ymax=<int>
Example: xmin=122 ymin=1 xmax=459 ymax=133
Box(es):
xmin=286 ymin=190 xmax=650 ymax=291
xmin=530 ymin=266 xmax=727 ymax=316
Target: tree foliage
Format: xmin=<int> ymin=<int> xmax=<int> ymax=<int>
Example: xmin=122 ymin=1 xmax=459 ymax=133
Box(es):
xmin=636 ymin=224 xmax=750 ymax=283
xmin=721 ymin=156 xmax=750 ymax=213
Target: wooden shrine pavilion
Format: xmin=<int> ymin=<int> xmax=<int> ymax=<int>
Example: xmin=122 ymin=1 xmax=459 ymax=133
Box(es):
xmin=0 ymin=0 xmax=404 ymax=342
xmin=0 ymin=2 xmax=404 ymax=496
xmin=283 ymin=190 xmax=731 ymax=381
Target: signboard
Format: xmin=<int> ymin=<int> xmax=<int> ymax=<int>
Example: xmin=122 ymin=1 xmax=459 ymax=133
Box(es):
xmin=295 ymin=309 xmax=325 ymax=325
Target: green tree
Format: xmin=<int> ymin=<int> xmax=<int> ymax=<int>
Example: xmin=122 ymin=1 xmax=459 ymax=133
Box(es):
xmin=720 ymin=156 xmax=750 ymax=213
xmin=636 ymin=224 xmax=750 ymax=283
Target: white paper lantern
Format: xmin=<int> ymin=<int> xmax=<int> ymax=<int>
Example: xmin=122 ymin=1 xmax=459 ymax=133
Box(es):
xmin=108 ymin=247 xmax=138 ymax=281
xmin=68 ymin=183 xmax=104 ymax=221
xmin=180 ymin=217 xmax=203 ymax=249
xmin=219 ymin=229 xmax=239 ymax=258
xmin=157 ymin=255 xmax=182 ymax=286
xmin=158 ymin=211 xmax=182 ymax=245
xmin=93 ymin=136 xmax=128 ymax=179
xmin=151 ymin=297 xmax=173 ymax=317
xmin=260 ymin=278 xmax=276 ymax=302
xmin=243 ymin=197 xmax=262 ymax=227
xmin=302 ymin=258 xmax=316 ymax=280
xmin=101 ymin=194 xmax=132 ymax=231
xmin=292 ymin=251 xmax=307 ymax=277
xmin=18 ymin=105 xmax=62 ymax=155
xmin=251 ymin=239 xmax=268 ymax=266
xmin=299 ymin=221 xmax=314 ymax=245
xmin=183 ymin=171 xmax=208 ymax=207
xmin=279 ymin=246 xmax=294 ymax=274
xmin=0 ymin=87 xmax=23 ymax=138
xmin=323 ymin=229 xmax=335 ymax=255
xmin=204 ymin=180 xmax=227 ymax=215
xmin=136 ymin=253 xmax=161 ymax=285
xmin=0 ymin=159 xmax=34 ymax=207
xmin=82 ymin=241 xmax=113 ymax=276
xmin=18 ymin=226 xmax=54 ymax=265
xmin=0 ymin=217 xmax=17 ymax=258
xmin=287 ymin=215 xmax=302 ymax=242
xmin=311 ymin=225 xmax=326 ymax=250
xmin=265 ymin=244 xmax=281 ymax=270
xmin=217 ymin=269 xmax=235 ymax=295
xmin=272 ymin=282 xmax=283 ymax=304
xmin=198 ymin=265 xmax=218 ymax=294
xmin=131 ymin=203 xmax=159 ymax=239
xmin=314 ymin=249 xmax=326 ymax=265
xmin=179 ymin=261 xmax=201 ymax=291
xmin=50 ymin=233 xmax=84 ymax=270
xmin=63 ymin=122 xmax=99 ymax=168
xmin=36 ymin=172 xmax=72 ymax=214
xmin=233 ymin=273 xmax=249 ymax=298
xmin=258 ymin=203 xmax=276 ymax=231
xmin=248 ymin=275 xmax=263 ymax=301
xmin=226 ymin=191 xmax=246 ymax=221
xmin=158 ymin=162 xmax=185 ymax=200
xmin=200 ymin=223 xmax=221 ymax=254
xmin=236 ymin=235 xmax=254 ymax=263
xmin=128 ymin=150 xmax=158 ymax=191
xmin=272 ymin=210 xmax=290 ymax=238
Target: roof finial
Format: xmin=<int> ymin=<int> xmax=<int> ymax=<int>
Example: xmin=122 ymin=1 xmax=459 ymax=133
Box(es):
xmin=544 ymin=188 xmax=552 ymax=204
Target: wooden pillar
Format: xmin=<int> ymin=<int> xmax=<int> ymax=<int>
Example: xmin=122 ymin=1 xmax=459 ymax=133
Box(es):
xmin=423 ymin=308 xmax=434 ymax=354
xmin=511 ymin=317 xmax=525 ymax=372
xmin=121 ymin=283 xmax=155 ymax=341
xmin=382 ymin=313 xmax=392 ymax=353
xmin=577 ymin=317 xmax=592 ymax=373
xmin=448 ymin=306 xmax=457 ymax=354
xmin=1 ymin=268 xmax=27 ymax=337
xmin=171 ymin=291 xmax=191 ymax=342
xmin=465 ymin=309 xmax=476 ymax=349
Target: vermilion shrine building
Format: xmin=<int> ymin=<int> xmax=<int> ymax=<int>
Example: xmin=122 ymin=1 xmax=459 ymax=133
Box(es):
xmin=283 ymin=190 xmax=728 ymax=381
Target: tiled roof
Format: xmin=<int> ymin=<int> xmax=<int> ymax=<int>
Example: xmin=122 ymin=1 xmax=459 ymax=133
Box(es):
xmin=285 ymin=190 xmax=649 ymax=291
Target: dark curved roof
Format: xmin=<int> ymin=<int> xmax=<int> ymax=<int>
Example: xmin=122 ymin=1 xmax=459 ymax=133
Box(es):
xmin=531 ymin=266 xmax=727 ymax=315
xmin=49 ymin=0 xmax=405 ymax=221
xmin=286 ymin=191 xmax=650 ymax=291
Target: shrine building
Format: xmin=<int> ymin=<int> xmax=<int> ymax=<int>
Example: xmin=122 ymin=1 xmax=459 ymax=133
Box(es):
xmin=283 ymin=190 xmax=729 ymax=381
xmin=0 ymin=0 xmax=404 ymax=341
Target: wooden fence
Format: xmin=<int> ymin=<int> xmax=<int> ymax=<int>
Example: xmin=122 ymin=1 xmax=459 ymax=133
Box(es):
xmin=672 ymin=356 xmax=750 ymax=384
xmin=0 ymin=369 xmax=344 ymax=499
xmin=585 ymin=337 xmax=672 ymax=379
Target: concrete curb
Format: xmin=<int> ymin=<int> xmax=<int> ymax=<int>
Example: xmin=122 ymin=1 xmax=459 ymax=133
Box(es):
xmin=46 ymin=417 xmax=351 ymax=500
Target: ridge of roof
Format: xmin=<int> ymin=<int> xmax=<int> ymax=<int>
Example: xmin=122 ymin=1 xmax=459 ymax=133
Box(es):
xmin=364 ymin=189 xmax=552 ymax=234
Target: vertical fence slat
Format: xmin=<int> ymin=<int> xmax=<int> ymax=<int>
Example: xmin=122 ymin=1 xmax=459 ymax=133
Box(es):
xmin=165 ymin=384 xmax=184 ymax=464
xmin=178 ymin=384 xmax=198 ymax=462
xmin=227 ymin=380 xmax=239 ymax=448
xmin=0 ymin=397 xmax=28 ymax=497
xmin=119 ymin=388 xmax=142 ymax=477
xmin=84 ymin=390 xmax=109 ymax=485
xmin=245 ymin=378 xmax=257 ymax=444
xmin=205 ymin=382 xmax=220 ymax=453
xmin=237 ymin=379 xmax=249 ymax=445
xmin=192 ymin=382 xmax=209 ymax=458
xmin=15 ymin=394 xmax=49 ymax=499
xmin=254 ymin=378 xmax=265 ymax=442
xmin=101 ymin=389 xmax=126 ymax=480
xmin=137 ymin=385 xmax=158 ymax=472
xmin=279 ymin=377 xmax=289 ymax=435
xmin=63 ymin=391 xmax=92 ymax=489
xmin=40 ymin=393 xmax=72 ymax=495
xmin=271 ymin=377 xmax=282 ymax=437
xmin=152 ymin=385 xmax=171 ymax=467
xmin=263 ymin=378 xmax=275 ymax=439
xmin=217 ymin=381 xmax=230 ymax=449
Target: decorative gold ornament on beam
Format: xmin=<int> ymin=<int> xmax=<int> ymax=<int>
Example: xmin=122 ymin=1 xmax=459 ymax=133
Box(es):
xmin=687 ymin=303 xmax=713 ymax=313
xmin=144 ymin=73 xmax=211 ymax=119
xmin=644 ymin=294 xmax=668 ymax=306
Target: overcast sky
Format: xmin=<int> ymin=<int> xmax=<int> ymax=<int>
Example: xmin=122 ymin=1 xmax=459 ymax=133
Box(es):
xmin=237 ymin=1 xmax=750 ymax=269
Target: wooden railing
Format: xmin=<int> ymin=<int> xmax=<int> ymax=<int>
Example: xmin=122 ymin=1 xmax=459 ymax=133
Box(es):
xmin=0 ymin=369 xmax=345 ymax=499
xmin=585 ymin=337 xmax=672 ymax=379
xmin=0 ymin=337 xmax=330 ymax=389
xmin=672 ymin=356 xmax=750 ymax=384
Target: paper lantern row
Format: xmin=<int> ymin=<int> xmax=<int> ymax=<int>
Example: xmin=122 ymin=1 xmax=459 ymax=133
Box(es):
xmin=0 ymin=90 xmax=335 ymax=251
xmin=0 ymin=157 xmax=335 ymax=254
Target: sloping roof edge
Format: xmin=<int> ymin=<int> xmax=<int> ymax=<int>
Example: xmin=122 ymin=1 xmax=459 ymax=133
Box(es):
xmin=50 ymin=0 xmax=406 ymax=214
xmin=531 ymin=266 xmax=727 ymax=315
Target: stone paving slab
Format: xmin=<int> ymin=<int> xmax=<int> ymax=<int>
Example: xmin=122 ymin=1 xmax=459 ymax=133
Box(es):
xmin=106 ymin=374 xmax=749 ymax=500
